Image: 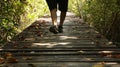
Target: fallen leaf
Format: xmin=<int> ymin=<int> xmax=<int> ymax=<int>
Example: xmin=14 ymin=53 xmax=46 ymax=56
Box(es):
xmin=28 ymin=63 xmax=36 ymax=67
xmin=92 ymin=62 xmax=104 ymax=67
xmin=4 ymin=52 xmax=13 ymax=59
xmin=106 ymin=55 xmax=112 ymax=58
xmin=96 ymin=34 xmax=102 ymax=38
xmin=18 ymin=36 xmax=25 ymax=41
xmin=0 ymin=57 xmax=5 ymax=64
xmin=4 ymin=52 xmax=18 ymax=63
xmin=24 ymin=38 xmax=35 ymax=41
xmin=86 ymin=30 xmax=91 ymax=34
xmin=112 ymin=54 xmax=120 ymax=58
xmin=6 ymin=57 xmax=18 ymax=63
xmin=23 ymin=57 xmax=32 ymax=60
xmin=22 ymin=46 xmax=29 ymax=48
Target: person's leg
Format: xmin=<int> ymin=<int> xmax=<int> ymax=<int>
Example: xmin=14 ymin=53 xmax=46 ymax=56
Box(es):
xmin=46 ymin=0 xmax=57 ymax=26
xmin=46 ymin=0 xmax=58 ymax=34
xmin=59 ymin=12 xmax=67 ymax=26
xmin=59 ymin=0 xmax=68 ymax=26
xmin=50 ymin=9 xmax=57 ymax=26
xmin=57 ymin=12 xmax=66 ymax=33
xmin=50 ymin=9 xmax=59 ymax=34
xmin=49 ymin=9 xmax=58 ymax=34
xmin=58 ymin=0 xmax=68 ymax=33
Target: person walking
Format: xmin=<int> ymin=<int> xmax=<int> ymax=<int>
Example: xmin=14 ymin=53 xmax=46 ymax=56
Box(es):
xmin=46 ymin=0 xmax=68 ymax=34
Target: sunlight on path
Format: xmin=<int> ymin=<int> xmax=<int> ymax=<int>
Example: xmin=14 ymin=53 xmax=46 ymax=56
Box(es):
xmin=0 ymin=12 xmax=120 ymax=67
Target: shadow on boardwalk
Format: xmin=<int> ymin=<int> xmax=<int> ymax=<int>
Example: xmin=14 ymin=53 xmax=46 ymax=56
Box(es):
xmin=0 ymin=12 xmax=120 ymax=67
xmin=4 ymin=12 xmax=114 ymax=49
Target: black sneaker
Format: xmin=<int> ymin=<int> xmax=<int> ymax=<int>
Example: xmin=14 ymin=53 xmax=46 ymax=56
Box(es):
xmin=58 ymin=25 xmax=63 ymax=33
xmin=49 ymin=26 xmax=58 ymax=34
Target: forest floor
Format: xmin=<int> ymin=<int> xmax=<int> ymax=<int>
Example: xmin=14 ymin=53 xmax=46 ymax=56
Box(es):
xmin=0 ymin=12 xmax=120 ymax=67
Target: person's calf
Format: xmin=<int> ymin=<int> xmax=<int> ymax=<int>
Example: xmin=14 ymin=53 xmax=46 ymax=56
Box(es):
xmin=50 ymin=9 xmax=57 ymax=26
xmin=59 ymin=12 xmax=66 ymax=26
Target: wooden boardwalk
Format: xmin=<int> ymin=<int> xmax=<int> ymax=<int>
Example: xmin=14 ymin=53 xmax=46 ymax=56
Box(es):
xmin=0 ymin=12 xmax=120 ymax=67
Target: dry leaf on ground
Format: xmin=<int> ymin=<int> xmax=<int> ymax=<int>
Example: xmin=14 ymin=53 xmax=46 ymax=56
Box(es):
xmin=0 ymin=57 xmax=5 ymax=64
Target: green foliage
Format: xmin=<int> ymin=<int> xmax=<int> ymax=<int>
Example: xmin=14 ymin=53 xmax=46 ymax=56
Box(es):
xmin=0 ymin=0 xmax=24 ymax=44
xmin=19 ymin=0 xmax=48 ymax=30
xmin=84 ymin=0 xmax=120 ymax=44
xmin=1 ymin=0 xmax=119 ymax=45
xmin=68 ymin=0 xmax=82 ymax=17
xmin=0 ymin=0 xmax=48 ymax=44
xmin=70 ymin=0 xmax=120 ymax=44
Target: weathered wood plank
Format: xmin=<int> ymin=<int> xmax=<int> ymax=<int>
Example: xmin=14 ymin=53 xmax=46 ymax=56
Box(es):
xmin=2 ymin=62 xmax=120 ymax=67
xmin=2 ymin=12 xmax=120 ymax=66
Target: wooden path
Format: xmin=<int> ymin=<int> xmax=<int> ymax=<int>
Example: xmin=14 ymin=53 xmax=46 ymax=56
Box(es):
xmin=0 ymin=12 xmax=120 ymax=67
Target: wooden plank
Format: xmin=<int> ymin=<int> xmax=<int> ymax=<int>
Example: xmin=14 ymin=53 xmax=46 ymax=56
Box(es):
xmin=2 ymin=12 xmax=119 ymax=67
xmin=1 ymin=51 xmax=120 ymax=56
xmin=4 ymin=56 xmax=120 ymax=62
xmin=1 ymin=48 xmax=120 ymax=52
xmin=2 ymin=62 xmax=120 ymax=67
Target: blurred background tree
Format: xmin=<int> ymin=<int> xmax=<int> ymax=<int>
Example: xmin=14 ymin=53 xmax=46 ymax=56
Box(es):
xmin=69 ymin=0 xmax=120 ymax=46
xmin=0 ymin=0 xmax=48 ymax=44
